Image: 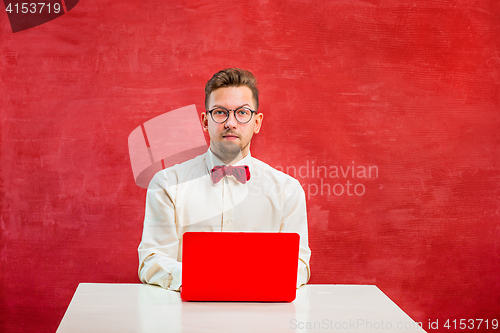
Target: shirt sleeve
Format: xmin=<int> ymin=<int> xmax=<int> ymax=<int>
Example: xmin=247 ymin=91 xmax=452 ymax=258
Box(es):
xmin=137 ymin=171 xmax=182 ymax=291
xmin=280 ymin=179 xmax=311 ymax=288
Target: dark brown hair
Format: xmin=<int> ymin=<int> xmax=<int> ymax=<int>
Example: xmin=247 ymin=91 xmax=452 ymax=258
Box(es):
xmin=205 ymin=68 xmax=259 ymax=110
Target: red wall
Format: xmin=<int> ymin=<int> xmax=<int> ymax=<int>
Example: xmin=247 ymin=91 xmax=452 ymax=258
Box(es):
xmin=1 ymin=1 xmax=499 ymax=332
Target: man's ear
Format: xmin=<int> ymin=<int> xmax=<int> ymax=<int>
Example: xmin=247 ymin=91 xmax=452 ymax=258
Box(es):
xmin=253 ymin=113 xmax=264 ymax=134
xmin=201 ymin=112 xmax=209 ymax=132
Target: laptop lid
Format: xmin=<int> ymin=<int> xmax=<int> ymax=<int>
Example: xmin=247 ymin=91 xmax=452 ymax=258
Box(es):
xmin=181 ymin=232 xmax=300 ymax=302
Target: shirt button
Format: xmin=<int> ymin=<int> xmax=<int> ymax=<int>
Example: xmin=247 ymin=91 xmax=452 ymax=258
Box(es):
xmin=227 ymin=190 xmax=231 ymax=195
xmin=225 ymin=219 xmax=231 ymax=224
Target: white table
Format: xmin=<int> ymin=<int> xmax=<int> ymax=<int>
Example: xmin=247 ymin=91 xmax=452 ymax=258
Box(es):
xmin=56 ymin=283 xmax=427 ymax=333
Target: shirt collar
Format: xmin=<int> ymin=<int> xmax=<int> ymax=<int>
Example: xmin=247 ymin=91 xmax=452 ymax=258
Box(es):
xmin=205 ymin=148 xmax=252 ymax=172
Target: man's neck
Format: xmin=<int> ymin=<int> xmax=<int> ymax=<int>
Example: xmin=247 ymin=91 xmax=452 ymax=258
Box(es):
xmin=210 ymin=147 xmax=248 ymax=166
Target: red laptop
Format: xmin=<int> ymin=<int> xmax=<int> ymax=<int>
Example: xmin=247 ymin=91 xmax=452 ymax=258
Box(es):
xmin=181 ymin=232 xmax=300 ymax=302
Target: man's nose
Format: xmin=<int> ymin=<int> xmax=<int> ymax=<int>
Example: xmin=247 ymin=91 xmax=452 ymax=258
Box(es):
xmin=224 ymin=111 xmax=238 ymax=128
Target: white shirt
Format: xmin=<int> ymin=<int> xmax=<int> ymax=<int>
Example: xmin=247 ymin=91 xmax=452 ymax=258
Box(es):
xmin=138 ymin=149 xmax=311 ymax=290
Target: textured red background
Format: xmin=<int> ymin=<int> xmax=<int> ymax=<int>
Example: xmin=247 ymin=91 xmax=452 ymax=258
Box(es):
xmin=1 ymin=1 xmax=499 ymax=332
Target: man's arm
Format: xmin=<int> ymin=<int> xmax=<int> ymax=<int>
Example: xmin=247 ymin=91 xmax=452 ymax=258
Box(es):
xmin=280 ymin=179 xmax=311 ymax=288
xmin=138 ymin=171 xmax=182 ymax=291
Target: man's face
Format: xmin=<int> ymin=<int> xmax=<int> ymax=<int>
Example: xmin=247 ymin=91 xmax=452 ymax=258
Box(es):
xmin=201 ymin=86 xmax=263 ymax=164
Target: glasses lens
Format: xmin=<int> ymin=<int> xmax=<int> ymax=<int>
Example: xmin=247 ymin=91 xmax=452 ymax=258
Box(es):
xmin=211 ymin=108 xmax=229 ymax=123
xmin=234 ymin=107 xmax=252 ymax=123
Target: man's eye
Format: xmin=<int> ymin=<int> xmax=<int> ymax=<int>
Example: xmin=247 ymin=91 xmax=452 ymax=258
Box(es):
xmin=236 ymin=109 xmax=250 ymax=116
xmin=214 ymin=109 xmax=227 ymax=115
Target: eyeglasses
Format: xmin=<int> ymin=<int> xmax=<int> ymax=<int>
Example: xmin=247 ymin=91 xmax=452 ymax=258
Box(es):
xmin=207 ymin=106 xmax=256 ymax=124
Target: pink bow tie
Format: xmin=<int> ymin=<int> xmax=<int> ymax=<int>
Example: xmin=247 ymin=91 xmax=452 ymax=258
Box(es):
xmin=211 ymin=165 xmax=250 ymax=184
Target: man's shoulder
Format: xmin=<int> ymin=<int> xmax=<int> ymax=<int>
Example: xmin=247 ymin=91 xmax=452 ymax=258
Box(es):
xmin=251 ymin=156 xmax=302 ymax=187
xmin=168 ymin=153 xmax=206 ymax=172
xmin=151 ymin=153 xmax=207 ymax=186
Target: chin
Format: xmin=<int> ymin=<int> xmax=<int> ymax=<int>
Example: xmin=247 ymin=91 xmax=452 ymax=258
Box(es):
xmin=215 ymin=141 xmax=242 ymax=159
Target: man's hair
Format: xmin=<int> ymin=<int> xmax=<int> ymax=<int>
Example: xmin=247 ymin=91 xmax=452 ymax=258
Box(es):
xmin=205 ymin=68 xmax=259 ymax=110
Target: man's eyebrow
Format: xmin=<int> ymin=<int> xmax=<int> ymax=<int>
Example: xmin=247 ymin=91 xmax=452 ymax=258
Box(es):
xmin=212 ymin=104 xmax=251 ymax=108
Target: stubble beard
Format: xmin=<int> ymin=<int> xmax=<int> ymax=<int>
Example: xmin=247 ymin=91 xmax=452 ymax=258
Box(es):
xmin=211 ymin=139 xmax=250 ymax=165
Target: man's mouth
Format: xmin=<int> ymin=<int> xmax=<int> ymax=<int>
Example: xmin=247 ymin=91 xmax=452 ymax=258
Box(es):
xmin=222 ymin=133 xmax=239 ymax=140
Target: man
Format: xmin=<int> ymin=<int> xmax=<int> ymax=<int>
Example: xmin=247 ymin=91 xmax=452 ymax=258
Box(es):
xmin=138 ymin=68 xmax=310 ymax=291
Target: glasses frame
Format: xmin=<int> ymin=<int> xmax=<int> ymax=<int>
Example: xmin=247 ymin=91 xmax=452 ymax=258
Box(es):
xmin=207 ymin=106 xmax=256 ymax=124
